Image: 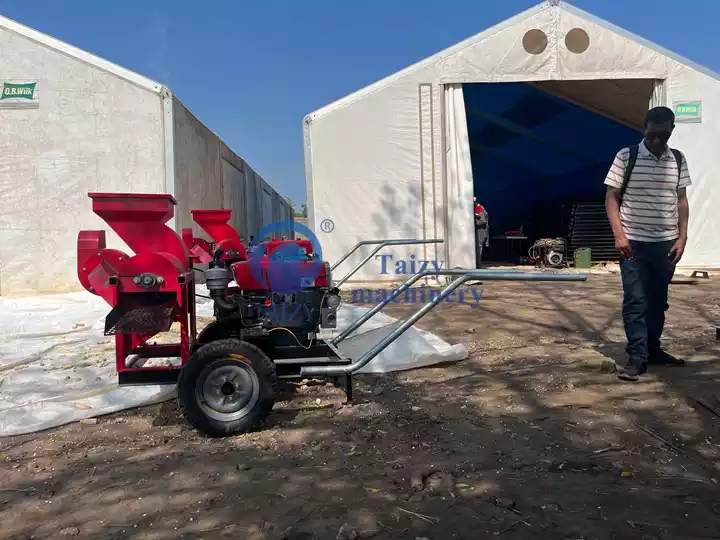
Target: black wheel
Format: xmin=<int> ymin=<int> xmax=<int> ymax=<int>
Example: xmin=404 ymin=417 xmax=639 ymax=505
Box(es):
xmin=177 ymin=339 xmax=277 ymax=437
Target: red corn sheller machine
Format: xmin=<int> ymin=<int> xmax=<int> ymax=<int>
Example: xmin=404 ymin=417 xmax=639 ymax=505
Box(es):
xmin=78 ymin=192 xmax=587 ymax=437
xmin=77 ymin=193 xmax=196 ymax=378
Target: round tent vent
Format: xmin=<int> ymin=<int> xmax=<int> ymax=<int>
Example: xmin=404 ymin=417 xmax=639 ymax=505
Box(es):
xmin=522 ymin=29 xmax=548 ymax=55
xmin=565 ymin=28 xmax=590 ymax=54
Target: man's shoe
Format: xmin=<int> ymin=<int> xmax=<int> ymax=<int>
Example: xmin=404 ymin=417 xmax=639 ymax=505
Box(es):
xmin=648 ymin=350 xmax=685 ymax=366
xmin=617 ymin=362 xmax=647 ymax=382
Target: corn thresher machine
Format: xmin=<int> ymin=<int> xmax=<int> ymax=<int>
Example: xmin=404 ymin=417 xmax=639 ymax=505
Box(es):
xmin=77 ymin=192 xmax=587 ymax=436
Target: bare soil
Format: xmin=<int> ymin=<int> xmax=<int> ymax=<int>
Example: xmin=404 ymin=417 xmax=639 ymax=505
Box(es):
xmin=2 ymin=275 xmax=720 ymax=540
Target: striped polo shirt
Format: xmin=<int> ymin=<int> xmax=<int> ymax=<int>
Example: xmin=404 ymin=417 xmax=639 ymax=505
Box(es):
xmin=604 ymin=140 xmax=691 ymax=242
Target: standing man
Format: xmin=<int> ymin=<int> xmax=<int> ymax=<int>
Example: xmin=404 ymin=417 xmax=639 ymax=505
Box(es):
xmin=474 ymin=198 xmax=489 ymax=267
xmin=604 ymin=106 xmax=691 ymax=382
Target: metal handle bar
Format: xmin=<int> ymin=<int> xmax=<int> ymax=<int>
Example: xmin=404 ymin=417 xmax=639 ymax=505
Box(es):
xmin=332 ymin=239 xmax=442 ymax=271
xmin=333 ymin=239 xmax=443 ymax=288
xmin=302 ymin=269 xmax=587 ymax=377
xmin=333 ymin=268 xmax=588 ymax=344
xmin=333 ymin=268 xmax=463 ymax=344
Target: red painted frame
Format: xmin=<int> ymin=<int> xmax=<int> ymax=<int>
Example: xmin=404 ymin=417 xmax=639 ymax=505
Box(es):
xmin=77 ymin=192 xmax=318 ymax=380
xmin=77 ymin=193 xmax=196 ymax=374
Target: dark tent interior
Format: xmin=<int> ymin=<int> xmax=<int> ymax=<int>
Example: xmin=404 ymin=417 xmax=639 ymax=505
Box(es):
xmin=464 ymin=81 xmax=647 ymax=265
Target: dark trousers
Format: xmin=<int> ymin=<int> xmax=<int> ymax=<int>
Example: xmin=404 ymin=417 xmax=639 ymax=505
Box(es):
xmin=475 ymin=227 xmax=487 ymax=268
xmin=619 ymin=239 xmax=676 ymax=366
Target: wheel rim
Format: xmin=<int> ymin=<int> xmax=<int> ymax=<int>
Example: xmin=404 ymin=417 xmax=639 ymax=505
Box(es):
xmin=195 ymin=360 xmax=260 ymax=422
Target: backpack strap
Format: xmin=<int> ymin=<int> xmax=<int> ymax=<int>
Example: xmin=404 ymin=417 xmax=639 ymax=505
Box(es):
xmin=670 ymin=148 xmax=684 ymax=183
xmin=619 ymin=144 xmax=639 ymax=204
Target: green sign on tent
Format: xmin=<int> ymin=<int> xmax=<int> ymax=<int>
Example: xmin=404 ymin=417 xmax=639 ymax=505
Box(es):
xmin=674 ymin=101 xmax=702 ymax=123
xmin=1 ymin=82 xmax=36 ymax=100
xmin=0 ymin=81 xmax=39 ymax=109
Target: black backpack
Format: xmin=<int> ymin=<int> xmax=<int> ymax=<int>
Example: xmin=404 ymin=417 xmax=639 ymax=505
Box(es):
xmin=619 ymin=144 xmax=684 ymax=203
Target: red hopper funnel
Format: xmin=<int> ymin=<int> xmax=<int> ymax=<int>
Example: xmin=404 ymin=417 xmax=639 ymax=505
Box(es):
xmin=191 ymin=209 xmax=247 ymax=259
xmin=88 ymin=192 xmax=189 ymax=267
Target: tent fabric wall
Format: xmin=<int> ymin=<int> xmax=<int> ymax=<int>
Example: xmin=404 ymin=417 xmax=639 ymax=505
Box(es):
xmin=171 ymin=99 xmax=291 ymax=245
xmin=0 ymin=18 xmax=165 ymax=296
xmin=444 ymin=84 xmax=474 ymax=270
xmin=666 ymin=63 xmax=720 ymax=269
xmin=245 ymin=168 xmax=261 ymax=239
xmin=0 ymin=14 xmax=290 ymax=296
xmin=222 ymin=156 xmax=248 ymax=241
xmin=173 ymin=97 xmax=224 ymax=233
xmin=305 ymin=0 xmax=720 ymax=281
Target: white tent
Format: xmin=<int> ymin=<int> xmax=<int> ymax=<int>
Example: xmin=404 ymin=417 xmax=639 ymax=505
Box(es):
xmin=304 ymin=0 xmax=719 ymax=283
xmin=0 ymin=15 xmax=292 ymax=296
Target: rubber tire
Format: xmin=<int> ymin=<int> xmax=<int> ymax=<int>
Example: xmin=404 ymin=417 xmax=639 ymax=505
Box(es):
xmin=177 ymin=339 xmax=277 ymax=437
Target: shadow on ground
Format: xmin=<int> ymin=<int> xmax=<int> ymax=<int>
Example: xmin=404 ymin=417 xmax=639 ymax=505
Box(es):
xmin=1 ymin=276 xmax=720 ymax=540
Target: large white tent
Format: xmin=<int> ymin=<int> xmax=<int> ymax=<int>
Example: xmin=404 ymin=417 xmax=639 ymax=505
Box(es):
xmin=304 ymin=0 xmax=719 ymax=283
xmin=0 ymin=14 xmax=292 ymax=296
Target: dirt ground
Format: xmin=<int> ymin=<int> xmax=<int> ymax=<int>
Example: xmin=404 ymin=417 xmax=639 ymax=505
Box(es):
xmin=2 ymin=274 xmax=720 ymax=540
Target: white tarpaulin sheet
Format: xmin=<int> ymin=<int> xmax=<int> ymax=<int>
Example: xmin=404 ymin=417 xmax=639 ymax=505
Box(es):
xmin=305 ymin=1 xmax=720 ymax=280
xmin=0 ymin=289 xmax=468 ymax=437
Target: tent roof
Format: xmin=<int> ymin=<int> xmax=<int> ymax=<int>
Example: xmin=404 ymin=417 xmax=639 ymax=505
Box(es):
xmin=528 ymin=78 xmax=653 ymax=131
xmin=0 ymin=13 xmax=163 ymax=93
xmin=307 ymin=0 xmax=720 ymax=122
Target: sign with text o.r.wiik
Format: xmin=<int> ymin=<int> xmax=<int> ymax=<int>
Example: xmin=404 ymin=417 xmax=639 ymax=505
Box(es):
xmin=0 ymin=81 xmax=39 ymax=109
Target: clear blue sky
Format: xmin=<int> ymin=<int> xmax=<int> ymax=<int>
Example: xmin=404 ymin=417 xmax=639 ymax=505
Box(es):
xmin=1 ymin=0 xmax=718 ymax=206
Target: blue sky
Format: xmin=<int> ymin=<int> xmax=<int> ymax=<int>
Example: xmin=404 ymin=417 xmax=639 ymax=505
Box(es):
xmin=1 ymin=0 xmax=718 ymax=207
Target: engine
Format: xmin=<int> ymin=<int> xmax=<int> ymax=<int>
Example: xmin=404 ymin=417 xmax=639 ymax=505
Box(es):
xmin=203 ymin=241 xmax=341 ymax=336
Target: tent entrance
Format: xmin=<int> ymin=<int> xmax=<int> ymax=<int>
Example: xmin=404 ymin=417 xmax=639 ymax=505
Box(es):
xmin=464 ymin=79 xmax=657 ymax=266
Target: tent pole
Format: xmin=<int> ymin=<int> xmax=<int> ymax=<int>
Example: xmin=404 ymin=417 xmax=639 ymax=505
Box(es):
xmin=439 ymin=84 xmax=451 ymax=269
xmin=418 ymin=83 xmax=428 ymax=266
xmin=430 ymin=84 xmax=439 ymax=268
xmin=651 ymin=78 xmax=667 ymax=108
